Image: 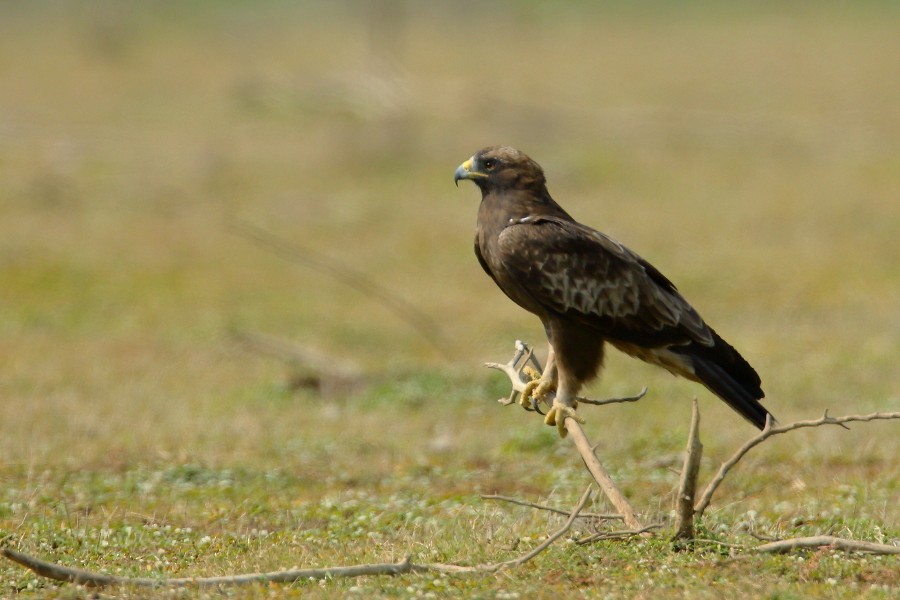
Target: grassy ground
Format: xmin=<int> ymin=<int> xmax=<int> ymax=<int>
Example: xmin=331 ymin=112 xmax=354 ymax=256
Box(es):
xmin=1 ymin=2 xmax=898 ymax=597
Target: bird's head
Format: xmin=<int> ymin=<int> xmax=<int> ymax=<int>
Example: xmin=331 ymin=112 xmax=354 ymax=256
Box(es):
xmin=454 ymin=146 xmax=547 ymax=194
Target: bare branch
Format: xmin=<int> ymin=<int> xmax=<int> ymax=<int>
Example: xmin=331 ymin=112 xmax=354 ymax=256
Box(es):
xmin=692 ymin=535 xmax=900 ymax=558
xmin=754 ymin=536 xmax=900 ymax=555
xmin=2 ymin=487 xmax=595 ymax=587
xmin=487 ymin=341 xmax=645 ymax=531
xmin=672 ymin=399 xmax=703 ymax=541
xmin=481 ymin=494 xmax=623 ymax=521
xmin=577 ymin=386 xmax=648 ymax=406
xmin=1 ymin=547 xmax=416 ymax=587
xmin=694 ymin=411 xmax=900 ymax=519
xmin=485 ymin=342 xmax=645 ymax=410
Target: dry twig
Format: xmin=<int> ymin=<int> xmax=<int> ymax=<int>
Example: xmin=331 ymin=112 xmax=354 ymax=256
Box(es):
xmin=753 ymin=536 xmax=900 ymax=555
xmin=693 ymin=536 xmax=900 ymax=556
xmin=486 ymin=341 xmax=646 ymax=530
xmin=577 ymin=386 xmax=648 ymax=406
xmin=694 ymin=410 xmax=900 ymax=519
xmin=1 ymin=547 xmax=416 ymax=587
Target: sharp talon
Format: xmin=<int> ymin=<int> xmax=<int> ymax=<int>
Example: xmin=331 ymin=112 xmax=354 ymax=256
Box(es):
xmin=531 ymin=397 xmax=545 ymax=415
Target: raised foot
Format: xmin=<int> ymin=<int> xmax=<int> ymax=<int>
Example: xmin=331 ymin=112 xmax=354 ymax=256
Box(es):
xmin=544 ymin=400 xmax=585 ymax=438
xmin=519 ymin=368 xmax=556 ymax=414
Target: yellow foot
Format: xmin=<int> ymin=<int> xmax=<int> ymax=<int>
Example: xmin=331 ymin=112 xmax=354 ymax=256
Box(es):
xmin=520 ymin=371 xmax=556 ymax=413
xmin=543 ymin=400 xmax=585 ymax=438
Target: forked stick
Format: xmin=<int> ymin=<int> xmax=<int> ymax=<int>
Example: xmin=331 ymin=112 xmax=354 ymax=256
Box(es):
xmin=672 ymin=399 xmax=703 ymax=541
xmin=486 ymin=341 xmax=645 ymax=530
xmin=694 ymin=410 xmax=900 ymax=519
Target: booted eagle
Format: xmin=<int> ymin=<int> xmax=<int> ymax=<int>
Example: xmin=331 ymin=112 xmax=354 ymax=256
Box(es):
xmin=455 ymin=146 xmax=771 ymax=437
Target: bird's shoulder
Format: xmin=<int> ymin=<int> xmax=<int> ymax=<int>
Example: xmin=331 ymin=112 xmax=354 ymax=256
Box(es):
xmin=494 ymin=214 xmax=712 ymax=345
xmin=496 ymin=215 xmax=634 ymax=268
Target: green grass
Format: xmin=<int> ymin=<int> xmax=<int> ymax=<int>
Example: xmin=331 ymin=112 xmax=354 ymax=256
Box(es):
xmin=1 ymin=2 xmax=898 ymax=597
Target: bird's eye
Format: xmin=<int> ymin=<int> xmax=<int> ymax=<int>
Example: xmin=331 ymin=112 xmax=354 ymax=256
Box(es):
xmin=483 ymin=159 xmax=497 ymax=170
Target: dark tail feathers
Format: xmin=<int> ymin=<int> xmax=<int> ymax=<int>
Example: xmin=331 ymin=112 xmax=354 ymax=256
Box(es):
xmin=674 ymin=328 xmax=772 ymax=430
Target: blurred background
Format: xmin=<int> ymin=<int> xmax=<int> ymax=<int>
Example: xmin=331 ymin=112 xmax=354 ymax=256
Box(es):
xmin=1 ymin=1 xmax=898 ymax=465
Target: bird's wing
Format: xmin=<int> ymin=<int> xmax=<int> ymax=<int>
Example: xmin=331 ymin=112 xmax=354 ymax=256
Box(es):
xmin=496 ymin=215 xmax=713 ymax=347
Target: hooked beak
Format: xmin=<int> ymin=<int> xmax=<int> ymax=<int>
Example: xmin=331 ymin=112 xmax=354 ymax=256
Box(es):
xmin=454 ymin=157 xmax=485 ymax=186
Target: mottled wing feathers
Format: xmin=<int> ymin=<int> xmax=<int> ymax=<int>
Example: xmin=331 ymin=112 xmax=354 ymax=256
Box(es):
xmin=496 ymin=216 xmax=713 ymax=348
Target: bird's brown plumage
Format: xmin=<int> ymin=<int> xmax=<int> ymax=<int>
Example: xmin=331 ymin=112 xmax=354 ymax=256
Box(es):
xmin=455 ymin=146 xmax=771 ymax=429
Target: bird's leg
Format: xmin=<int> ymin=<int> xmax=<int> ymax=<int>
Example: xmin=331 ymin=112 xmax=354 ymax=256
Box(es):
xmin=520 ymin=347 xmax=557 ymax=413
xmin=543 ymin=372 xmax=585 ymax=438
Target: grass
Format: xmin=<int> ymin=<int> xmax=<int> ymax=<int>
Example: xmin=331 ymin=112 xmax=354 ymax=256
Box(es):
xmin=1 ymin=1 xmax=898 ymax=597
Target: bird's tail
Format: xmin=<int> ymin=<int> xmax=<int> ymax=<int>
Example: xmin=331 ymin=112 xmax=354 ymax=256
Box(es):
xmin=674 ymin=329 xmax=772 ymax=430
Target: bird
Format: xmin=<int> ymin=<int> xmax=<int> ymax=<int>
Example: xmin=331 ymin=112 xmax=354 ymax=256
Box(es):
xmin=454 ymin=146 xmax=772 ymax=437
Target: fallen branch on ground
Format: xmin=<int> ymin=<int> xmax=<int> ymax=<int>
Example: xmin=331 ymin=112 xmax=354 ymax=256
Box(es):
xmin=2 ymin=487 xmax=594 ymax=588
xmin=694 ymin=410 xmax=900 ymax=519
xmin=485 ymin=341 xmax=646 ymax=531
xmin=753 ymin=536 xmax=900 ymax=555
xmin=693 ymin=536 xmax=900 ymax=555
xmin=0 ymin=547 xmax=416 ymax=588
